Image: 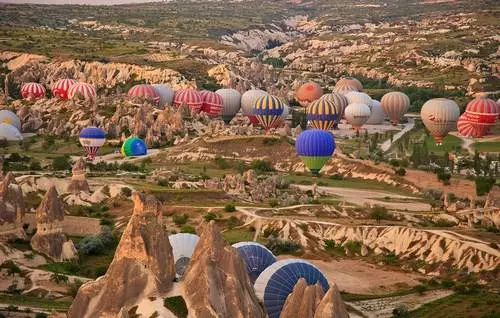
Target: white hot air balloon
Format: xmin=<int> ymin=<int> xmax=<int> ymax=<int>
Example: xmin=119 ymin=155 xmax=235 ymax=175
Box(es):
xmin=0 ymin=123 xmax=23 ymax=141
xmin=366 ymin=100 xmax=386 ymax=125
xmin=345 ymin=91 xmax=373 ymax=108
xmin=216 ymin=88 xmax=242 ymax=123
xmin=0 ymin=110 xmax=21 ymax=131
xmin=169 ymin=233 xmax=200 ymax=278
xmin=153 ymin=84 xmax=175 ymax=107
xmin=344 ymin=103 xmax=371 ymax=131
xmin=421 ymin=98 xmax=460 ymax=145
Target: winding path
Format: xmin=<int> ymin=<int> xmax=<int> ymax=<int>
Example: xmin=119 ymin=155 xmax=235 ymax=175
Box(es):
xmin=380 ymin=118 xmax=415 ymax=152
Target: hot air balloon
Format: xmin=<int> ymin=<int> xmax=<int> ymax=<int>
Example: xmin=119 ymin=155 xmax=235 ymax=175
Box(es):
xmin=296 ymin=130 xmax=335 ymax=176
xmin=335 ymin=77 xmax=363 ymax=91
xmin=380 ymin=92 xmax=410 ymax=125
xmin=457 ymin=114 xmax=477 ymax=138
xmin=241 ymin=89 xmax=268 ymax=124
xmin=253 ymin=95 xmax=284 ymax=131
xmin=307 ymin=98 xmax=339 ymax=130
xmin=169 ymin=233 xmax=200 ymax=278
xmin=173 ymin=89 xmax=202 ymax=114
xmin=296 ymin=82 xmax=323 ymax=107
xmin=0 ymin=110 xmax=21 ymax=131
xmin=232 ymin=242 xmax=277 ymax=283
xmin=0 ymin=123 xmax=22 ymax=141
xmin=153 ymin=84 xmax=175 ymax=107
xmin=216 ymin=88 xmax=242 ymax=123
xmin=344 ymin=103 xmax=371 ymax=131
xmin=345 ymin=91 xmax=372 ymax=108
xmin=320 ymin=93 xmax=348 ymax=119
xmin=21 ymin=83 xmax=46 ymax=100
xmin=421 ymin=98 xmax=460 ymax=145
xmin=200 ymin=91 xmax=223 ymax=118
xmin=462 ymin=96 xmax=498 ymax=137
xmin=333 ymin=83 xmax=358 ymax=96
xmin=79 ymin=127 xmax=106 ymax=161
xmin=51 ymin=79 xmax=77 ymax=100
xmin=254 ymin=259 xmax=329 ymax=318
xmin=68 ymin=82 xmax=97 ymax=101
xmin=121 ymin=136 xmax=147 ymax=157
xmin=128 ymin=84 xmax=159 ymax=105
xmin=366 ymin=100 xmax=386 ymax=125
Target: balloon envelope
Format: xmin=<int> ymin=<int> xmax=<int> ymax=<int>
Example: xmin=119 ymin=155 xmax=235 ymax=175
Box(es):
xmin=242 ymin=89 xmax=268 ymax=124
xmin=296 ymin=130 xmax=335 ymax=175
xmin=200 ymin=91 xmax=223 ymax=118
xmin=335 ymin=77 xmax=363 ymax=91
xmin=296 ymin=82 xmax=323 ymax=107
xmin=216 ymin=88 xmax=242 ymax=123
xmin=253 ymin=95 xmax=284 ymax=131
xmin=121 ymin=137 xmax=147 ymax=157
xmin=51 ymin=79 xmax=77 ymax=100
xmin=345 ymin=91 xmax=372 ymax=107
xmin=153 ymin=84 xmax=175 ymax=107
xmin=128 ymin=84 xmax=159 ymax=105
xmin=307 ymin=98 xmax=339 ymax=130
xmin=232 ymin=242 xmax=277 ymax=283
xmin=320 ymin=93 xmax=348 ymax=119
xmin=366 ymin=100 xmax=386 ymax=125
xmin=421 ymin=98 xmax=460 ymax=145
xmin=21 ymin=83 xmax=46 ymax=100
xmin=169 ymin=233 xmax=200 ymax=278
xmin=0 ymin=123 xmax=22 ymax=141
xmin=173 ymin=89 xmax=202 ymax=113
xmin=344 ymin=103 xmax=371 ymax=130
xmin=0 ymin=110 xmax=21 ymax=131
xmin=79 ymin=127 xmax=106 ymax=160
xmin=380 ymin=92 xmax=410 ymax=125
xmin=463 ymin=97 xmax=498 ymax=137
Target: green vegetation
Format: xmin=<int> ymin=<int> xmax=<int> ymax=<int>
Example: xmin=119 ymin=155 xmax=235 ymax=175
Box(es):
xmin=0 ymin=294 xmax=71 ymax=311
xmin=266 ymin=237 xmax=302 ymax=255
xmin=368 ymin=206 xmax=392 ymax=223
xmin=472 ymin=142 xmax=500 ymax=153
xmin=164 ymin=296 xmax=188 ymax=318
xmin=222 ymin=229 xmax=255 ymax=244
xmin=224 ymin=203 xmax=236 ymax=212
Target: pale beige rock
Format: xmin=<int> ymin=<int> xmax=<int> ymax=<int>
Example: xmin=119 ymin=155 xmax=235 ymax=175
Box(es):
xmin=0 ymin=172 xmax=26 ymax=239
xmin=67 ymin=158 xmax=90 ymax=194
xmin=314 ymin=283 xmax=349 ymax=318
xmin=280 ymin=279 xmax=325 ymax=318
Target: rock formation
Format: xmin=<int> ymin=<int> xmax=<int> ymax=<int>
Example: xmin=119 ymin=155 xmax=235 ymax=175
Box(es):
xmin=30 ymin=186 xmax=77 ymax=261
xmin=182 ymin=221 xmax=264 ymax=318
xmin=314 ymin=283 xmax=349 ymax=318
xmin=0 ymin=172 xmax=26 ymax=239
xmin=68 ymin=192 xmax=175 ymax=318
xmin=280 ymin=278 xmax=325 ymax=318
xmin=67 ymin=158 xmax=90 ymax=194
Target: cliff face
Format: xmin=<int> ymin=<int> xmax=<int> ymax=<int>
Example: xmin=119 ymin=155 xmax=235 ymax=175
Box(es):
xmin=0 ymin=172 xmax=26 ymax=239
xmin=67 ymin=158 xmax=90 ymax=194
xmin=30 ymin=186 xmax=77 ymax=261
xmin=182 ymin=221 xmax=264 ymax=318
xmin=314 ymin=284 xmax=349 ymax=318
xmin=68 ymin=192 xmax=175 ymax=318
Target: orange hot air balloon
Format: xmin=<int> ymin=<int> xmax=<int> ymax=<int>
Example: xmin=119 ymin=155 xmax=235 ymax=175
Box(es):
xmin=296 ymin=82 xmax=323 ymax=107
xmin=381 ymin=92 xmax=411 ymax=125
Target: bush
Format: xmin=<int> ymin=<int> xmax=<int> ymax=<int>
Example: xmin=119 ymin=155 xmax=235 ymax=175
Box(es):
xmin=203 ymin=212 xmax=218 ymax=222
xmin=214 ymin=156 xmax=229 ymax=169
xmin=475 ymin=177 xmax=495 ymax=196
xmin=69 ymin=279 xmax=83 ymax=297
xmin=52 ymin=156 xmax=71 ymax=171
xmin=394 ymin=167 xmax=406 ymax=176
xmin=392 ymin=305 xmax=409 ymax=317
xmin=250 ymin=160 xmax=274 ymax=173
xmin=415 ymin=284 xmax=428 ymax=295
xmin=268 ymin=199 xmax=279 ymax=208
xmin=0 ymin=260 xmax=21 ymax=276
xmin=180 ymin=225 xmax=196 ymax=234
xmin=324 ymin=239 xmax=336 ymax=250
xmin=50 ymin=273 xmax=69 ymax=284
xmin=164 ymin=296 xmax=188 ymax=318
xmin=172 ymin=214 xmax=189 ymax=226
xmin=330 ymin=173 xmax=344 ymax=180
xmin=35 ymin=313 xmax=48 ymax=318
xmin=226 ymin=216 xmax=241 ymax=229
xmin=434 ymin=219 xmax=456 ymax=227
xmin=120 ymin=187 xmax=132 ymax=197
xmin=266 ymin=237 xmax=301 ymax=255
xmin=344 ymin=240 xmax=362 ymax=254
xmin=224 ymin=203 xmax=236 ymax=212
xmin=441 ymin=278 xmax=455 ymax=288
xmin=79 ymin=236 xmax=105 ymax=256
xmin=369 ymin=206 xmax=391 ymax=223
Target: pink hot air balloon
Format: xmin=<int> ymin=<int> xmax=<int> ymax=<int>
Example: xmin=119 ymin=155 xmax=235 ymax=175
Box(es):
xmin=51 ymin=79 xmax=77 ymax=100
xmin=380 ymin=92 xmax=410 ymax=125
xmin=457 ymin=114 xmax=478 ymax=138
xmin=173 ymin=89 xmax=202 ymax=113
xmin=463 ymin=97 xmax=498 ymax=137
xmin=21 ymin=83 xmax=46 ymax=100
xmin=127 ymin=84 xmax=160 ymax=104
xmin=68 ymin=82 xmax=97 ymax=101
xmin=200 ymin=91 xmax=223 ymax=118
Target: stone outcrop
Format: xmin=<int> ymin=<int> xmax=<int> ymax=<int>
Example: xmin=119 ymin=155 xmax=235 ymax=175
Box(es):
xmin=280 ymin=278 xmax=325 ymax=318
xmin=314 ymin=284 xmax=349 ymax=318
xmin=0 ymin=172 xmax=26 ymax=239
xmin=30 ymin=186 xmax=77 ymax=261
xmin=182 ymin=221 xmax=264 ymax=318
xmin=67 ymin=158 xmax=90 ymax=194
xmin=68 ymin=192 xmax=175 ymax=318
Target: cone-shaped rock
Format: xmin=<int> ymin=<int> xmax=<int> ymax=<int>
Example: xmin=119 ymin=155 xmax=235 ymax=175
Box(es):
xmin=182 ymin=221 xmax=264 ymax=318
xmin=67 ymin=158 xmax=90 ymax=193
xmin=30 ymin=185 xmax=77 ymax=261
xmin=314 ymin=283 xmax=349 ymax=318
xmin=280 ymin=278 xmax=325 ymax=318
xmin=68 ymin=192 xmax=175 ymax=318
xmin=0 ymin=172 xmax=26 ymax=239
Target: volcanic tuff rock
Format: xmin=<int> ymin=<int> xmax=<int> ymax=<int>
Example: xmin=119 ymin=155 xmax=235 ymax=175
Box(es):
xmin=0 ymin=172 xmax=26 ymax=239
xmin=280 ymin=278 xmax=324 ymax=318
xmin=182 ymin=221 xmax=264 ymax=318
xmin=68 ymin=192 xmax=175 ymax=318
xmin=30 ymin=186 xmax=77 ymax=261
xmin=314 ymin=284 xmax=349 ymax=318
xmin=67 ymin=158 xmax=90 ymax=194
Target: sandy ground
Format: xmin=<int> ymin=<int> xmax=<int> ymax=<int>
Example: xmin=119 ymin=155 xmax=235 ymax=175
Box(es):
xmin=403 ymin=169 xmax=476 ymax=198
xmin=335 ymin=121 xmax=404 ymax=139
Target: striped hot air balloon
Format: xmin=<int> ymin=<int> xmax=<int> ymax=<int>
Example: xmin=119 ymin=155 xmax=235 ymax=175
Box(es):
xmin=121 ymin=136 xmax=147 ymax=157
xmin=344 ymin=103 xmax=371 ymax=131
xmin=380 ymin=92 xmax=410 ymax=125
xmin=51 ymin=79 xmax=76 ymax=100
xmin=216 ymin=88 xmax=242 ymax=123
xmin=320 ymin=93 xmax=348 ymax=119
xmin=68 ymin=82 xmax=97 ymax=101
xmin=296 ymin=129 xmax=336 ymax=176
xmin=253 ymin=95 xmax=284 ymax=131
xmin=21 ymin=83 xmax=46 ymax=100
xmin=421 ymin=98 xmax=460 ymax=145
xmin=457 ymin=114 xmax=477 ymax=138
xmin=79 ymin=127 xmax=106 ymax=161
xmin=200 ymin=91 xmax=223 ymax=118
xmin=169 ymin=233 xmax=200 ymax=278
xmin=296 ymin=82 xmax=323 ymax=107
xmin=335 ymin=77 xmax=363 ymax=91
xmin=128 ymin=84 xmax=159 ymax=105
xmin=462 ymin=97 xmax=498 ymax=137
xmin=242 ymin=89 xmax=268 ymax=124
xmin=174 ymin=89 xmax=202 ymax=114
xmin=153 ymin=84 xmax=175 ymax=107
xmin=307 ymin=98 xmax=339 ymax=130
xmin=232 ymin=242 xmax=277 ymax=283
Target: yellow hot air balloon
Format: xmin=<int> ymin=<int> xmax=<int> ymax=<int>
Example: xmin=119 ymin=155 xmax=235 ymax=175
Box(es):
xmin=420 ymin=98 xmax=460 ymax=145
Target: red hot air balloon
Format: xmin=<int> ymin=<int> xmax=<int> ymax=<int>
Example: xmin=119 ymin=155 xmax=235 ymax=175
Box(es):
xmin=173 ymin=89 xmax=202 ymax=113
xmin=457 ymin=114 xmax=478 ymax=138
xmin=200 ymin=91 xmax=223 ymax=118
xmin=68 ymin=82 xmax=97 ymax=101
xmin=51 ymin=79 xmax=76 ymax=100
xmin=127 ymin=84 xmax=160 ymax=104
xmin=463 ymin=97 xmax=498 ymax=137
xmin=21 ymin=83 xmax=46 ymax=100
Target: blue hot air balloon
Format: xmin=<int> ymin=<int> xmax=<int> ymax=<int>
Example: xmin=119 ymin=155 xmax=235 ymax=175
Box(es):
xmin=295 ymin=130 xmax=335 ymax=176
xmin=121 ymin=136 xmax=147 ymax=157
xmin=232 ymin=242 xmax=277 ymax=283
xmin=254 ymin=259 xmax=329 ymax=318
xmin=79 ymin=127 xmax=106 ymax=161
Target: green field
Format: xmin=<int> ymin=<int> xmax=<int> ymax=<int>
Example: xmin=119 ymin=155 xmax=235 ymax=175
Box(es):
xmin=222 ymin=229 xmax=255 ymax=244
xmin=0 ymin=294 xmax=71 ymax=311
xmin=424 ymin=135 xmax=463 ymax=156
xmin=472 ymin=142 xmax=500 ymax=153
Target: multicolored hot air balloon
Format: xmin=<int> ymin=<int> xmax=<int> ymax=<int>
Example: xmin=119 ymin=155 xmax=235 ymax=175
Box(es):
xmin=232 ymin=242 xmax=277 ymax=283
xmin=335 ymin=77 xmax=363 ymax=92
xmin=253 ymin=95 xmax=284 ymax=131
xmin=457 ymin=114 xmax=477 ymax=138
xmin=296 ymin=130 xmax=335 ymax=176
xmin=344 ymin=103 xmax=371 ymax=131
xmin=68 ymin=82 xmax=97 ymax=101
xmin=296 ymin=82 xmax=323 ymax=107
xmin=0 ymin=110 xmax=21 ymax=131
xmin=421 ymin=98 xmax=460 ymax=145
xmin=128 ymin=84 xmax=159 ymax=105
xmin=241 ymin=89 xmax=268 ymax=124
xmin=79 ymin=127 xmax=106 ymax=161
xmin=216 ymin=88 xmax=242 ymax=123
xmin=21 ymin=83 xmax=46 ymax=100
xmin=254 ymin=259 xmax=329 ymax=318
xmin=173 ymin=89 xmax=202 ymax=113
xmin=462 ymin=96 xmax=498 ymax=137
xmin=366 ymin=100 xmax=386 ymax=125
xmin=153 ymin=84 xmax=175 ymax=107
xmin=200 ymin=91 xmax=223 ymax=118
xmin=380 ymin=92 xmax=410 ymax=125
xmin=307 ymin=98 xmax=339 ymax=130
xmin=169 ymin=233 xmax=200 ymax=278
xmin=121 ymin=136 xmax=147 ymax=157
xmin=51 ymin=79 xmax=77 ymax=100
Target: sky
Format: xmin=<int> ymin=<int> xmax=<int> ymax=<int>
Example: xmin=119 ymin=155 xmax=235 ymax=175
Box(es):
xmin=0 ymin=0 xmax=171 ymax=4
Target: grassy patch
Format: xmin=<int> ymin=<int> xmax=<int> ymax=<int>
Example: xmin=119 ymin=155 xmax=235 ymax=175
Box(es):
xmin=222 ymin=229 xmax=255 ymax=244
xmin=472 ymin=142 xmax=500 ymax=153
xmin=424 ymin=134 xmax=463 ymax=156
xmin=164 ymin=296 xmax=188 ymax=318
xmin=0 ymin=294 xmax=71 ymax=311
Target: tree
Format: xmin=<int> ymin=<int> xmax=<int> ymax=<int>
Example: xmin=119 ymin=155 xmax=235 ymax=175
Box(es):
xmin=369 ymin=206 xmax=390 ymax=224
xmin=52 ymin=156 xmax=71 ymax=171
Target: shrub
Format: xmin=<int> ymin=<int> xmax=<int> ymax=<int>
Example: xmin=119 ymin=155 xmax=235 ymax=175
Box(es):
xmin=79 ymin=236 xmax=105 ymax=256
xmin=441 ymin=278 xmax=455 ymax=288
xmin=180 ymin=225 xmax=196 ymax=234
xmin=226 ymin=216 xmax=241 ymax=229
xmin=224 ymin=203 xmax=236 ymax=212
xmin=268 ymin=199 xmax=279 ymax=208
xmin=250 ymin=160 xmax=274 ymax=173
xmin=203 ymin=212 xmax=218 ymax=222
xmin=415 ymin=284 xmax=428 ymax=295
xmin=164 ymin=296 xmax=188 ymax=318
xmin=214 ymin=156 xmax=229 ymax=169
xmin=394 ymin=167 xmax=406 ymax=176
xmin=172 ymin=214 xmax=188 ymax=226
xmin=392 ymin=305 xmax=409 ymax=317
xmin=266 ymin=237 xmax=301 ymax=255
xmin=35 ymin=313 xmax=48 ymax=318
xmin=369 ymin=206 xmax=391 ymax=223
xmin=475 ymin=177 xmax=495 ymax=196
xmin=120 ymin=187 xmax=132 ymax=197
xmin=94 ymin=266 xmax=108 ymax=277
xmin=434 ymin=219 xmax=456 ymax=227
xmin=69 ymin=279 xmax=83 ymax=297
xmin=330 ymin=173 xmax=344 ymax=180
xmin=52 ymin=156 xmax=71 ymax=171
xmin=323 ymin=239 xmax=336 ymax=250
xmin=344 ymin=240 xmax=362 ymax=254
xmin=50 ymin=273 xmax=69 ymax=284
xmin=0 ymin=260 xmax=21 ymax=276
